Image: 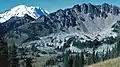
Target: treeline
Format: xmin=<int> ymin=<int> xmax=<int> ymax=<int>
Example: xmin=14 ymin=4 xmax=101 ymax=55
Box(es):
xmin=45 ymin=40 xmax=120 ymax=67
xmin=8 ymin=43 xmax=33 ymax=67
xmin=6 ymin=37 xmax=120 ymax=67
xmin=0 ymin=36 xmax=33 ymax=67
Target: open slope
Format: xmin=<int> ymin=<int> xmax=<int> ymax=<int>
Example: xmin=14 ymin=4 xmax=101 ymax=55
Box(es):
xmin=89 ymin=57 xmax=120 ymax=67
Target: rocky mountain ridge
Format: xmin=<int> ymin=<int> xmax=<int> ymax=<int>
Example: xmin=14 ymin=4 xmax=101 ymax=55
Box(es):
xmin=1 ymin=3 xmax=120 ymax=54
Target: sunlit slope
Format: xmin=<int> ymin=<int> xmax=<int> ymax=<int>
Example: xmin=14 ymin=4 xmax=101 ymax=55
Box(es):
xmin=89 ymin=57 xmax=120 ymax=67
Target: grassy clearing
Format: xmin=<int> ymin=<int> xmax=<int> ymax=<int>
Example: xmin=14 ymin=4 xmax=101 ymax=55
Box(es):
xmin=88 ymin=57 xmax=120 ymax=67
xmin=32 ymin=54 xmax=58 ymax=67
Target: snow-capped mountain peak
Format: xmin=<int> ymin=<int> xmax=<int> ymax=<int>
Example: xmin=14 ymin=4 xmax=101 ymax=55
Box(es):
xmin=0 ymin=5 xmax=49 ymax=23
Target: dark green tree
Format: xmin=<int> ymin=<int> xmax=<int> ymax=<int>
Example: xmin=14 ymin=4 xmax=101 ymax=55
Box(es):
xmin=104 ymin=48 xmax=109 ymax=60
xmin=25 ymin=58 xmax=32 ymax=67
xmin=80 ymin=52 xmax=84 ymax=67
xmin=9 ymin=43 xmax=18 ymax=67
xmin=116 ymin=40 xmax=120 ymax=56
xmin=73 ymin=54 xmax=80 ymax=67
xmin=0 ymin=37 xmax=8 ymax=67
xmin=63 ymin=52 xmax=69 ymax=67
xmin=92 ymin=48 xmax=95 ymax=63
xmin=95 ymin=51 xmax=99 ymax=63
xmin=102 ymin=49 xmax=105 ymax=61
xmin=68 ymin=56 xmax=73 ymax=67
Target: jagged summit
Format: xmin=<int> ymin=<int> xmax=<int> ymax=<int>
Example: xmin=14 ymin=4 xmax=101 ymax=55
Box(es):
xmin=70 ymin=3 xmax=120 ymax=16
xmin=0 ymin=5 xmax=49 ymax=23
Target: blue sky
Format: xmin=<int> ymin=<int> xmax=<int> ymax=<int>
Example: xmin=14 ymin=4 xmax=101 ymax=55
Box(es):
xmin=0 ymin=0 xmax=120 ymax=13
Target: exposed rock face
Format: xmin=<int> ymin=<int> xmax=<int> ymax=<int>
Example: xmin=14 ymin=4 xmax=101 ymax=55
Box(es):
xmin=1 ymin=3 xmax=120 ymax=35
xmin=1 ymin=3 xmax=120 ymax=54
xmin=0 ymin=14 xmax=35 ymax=36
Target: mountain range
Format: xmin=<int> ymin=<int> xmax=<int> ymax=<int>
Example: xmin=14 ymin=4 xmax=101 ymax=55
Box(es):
xmin=0 ymin=3 xmax=120 ymax=54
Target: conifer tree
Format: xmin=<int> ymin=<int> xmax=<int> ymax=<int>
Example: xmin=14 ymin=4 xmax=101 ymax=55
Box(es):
xmin=92 ymin=48 xmax=95 ymax=63
xmin=75 ymin=54 xmax=80 ymax=67
xmin=116 ymin=40 xmax=120 ymax=56
xmin=9 ymin=43 xmax=18 ymax=67
xmin=104 ymin=48 xmax=109 ymax=60
xmin=108 ymin=49 xmax=111 ymax=59
xmin=102 ymin=49 xmax=105 ymax=61
xmin=68 ymin=56 xmax=73 ymax=67
xmin=80 ymin=52 xmax=84 ymax=67
xmin=25 ymin=58 xmax=32 ymax=67
xmin=95 ymin=51 xmax=99 ymax=63
xmin=63 ymin=52 xmax=69 ymax=67
xmin=0 ymin=37 xmax=8 ymax=67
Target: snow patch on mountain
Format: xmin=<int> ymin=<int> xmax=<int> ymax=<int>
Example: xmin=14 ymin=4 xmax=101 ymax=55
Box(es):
xmin=0 ymin=5 xmax=49 ymax=23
